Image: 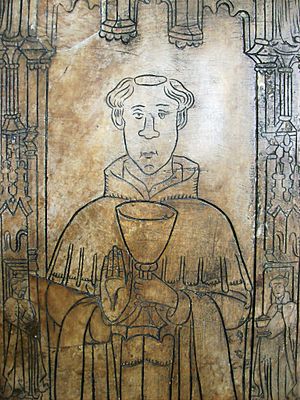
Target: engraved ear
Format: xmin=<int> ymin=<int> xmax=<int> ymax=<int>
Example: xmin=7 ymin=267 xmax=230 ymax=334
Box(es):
xmin=176 ymin=109 xmax=188 ymax=130
xmin=111 ymin=108 xmax=125 ymax=130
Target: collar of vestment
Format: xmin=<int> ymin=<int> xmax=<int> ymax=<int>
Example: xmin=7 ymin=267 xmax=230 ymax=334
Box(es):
xmin=274 ymin=291 xmax=291 ymax=305
xmin=103 ymin=154 xmax=200 ymax=201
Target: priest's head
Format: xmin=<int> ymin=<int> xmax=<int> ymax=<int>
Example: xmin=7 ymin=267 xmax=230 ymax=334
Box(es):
xmin=269 ymin=275 xmax=289 ymax=299
xmin=106 ymin=74 xmax=194 ymax=175
xmin=11 ymin=276 xmax=27 ymax=299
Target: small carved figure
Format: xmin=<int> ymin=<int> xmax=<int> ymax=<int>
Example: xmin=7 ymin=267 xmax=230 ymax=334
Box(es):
xmin=255 ymin=275 xmax=297 ymax=400
xmin=1 ymin=276 xmax=47 ymax=399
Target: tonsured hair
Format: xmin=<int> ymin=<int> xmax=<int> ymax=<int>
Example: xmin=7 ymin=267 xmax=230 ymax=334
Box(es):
xmin=106 ymin=75 xmax=194 ymax=130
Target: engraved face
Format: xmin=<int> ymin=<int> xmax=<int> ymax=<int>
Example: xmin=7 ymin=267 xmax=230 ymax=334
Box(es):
xmin=12 ymin=279 xmax=27 ymax=299
xmin=122 ymin=84 xmax=179 ymax=175
xmin=271 ymin=282 xmax=285 ymax=299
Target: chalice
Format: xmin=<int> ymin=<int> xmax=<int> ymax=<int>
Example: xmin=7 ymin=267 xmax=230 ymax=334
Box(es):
xmin=116 ymin=201 xmax=178 ymax=280
xmin=256 ymin=314 xmax=271 ymax=337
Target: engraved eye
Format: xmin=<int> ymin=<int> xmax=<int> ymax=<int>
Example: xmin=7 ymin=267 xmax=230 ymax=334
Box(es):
xmin=133 ymin=112 xmax=144 ymax=120
xmin=158 ymin=111 xmax=167 ymax=119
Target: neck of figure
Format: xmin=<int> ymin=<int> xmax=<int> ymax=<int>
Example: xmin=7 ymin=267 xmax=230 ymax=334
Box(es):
xmin=275 ymin=294 xmax=285 ymax=304
xmin=127 ymin=157 xmax=174 ymax=192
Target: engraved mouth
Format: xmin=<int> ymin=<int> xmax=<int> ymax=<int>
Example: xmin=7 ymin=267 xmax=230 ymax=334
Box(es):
xmin=140 ymin=150 xmax=158 ymax=159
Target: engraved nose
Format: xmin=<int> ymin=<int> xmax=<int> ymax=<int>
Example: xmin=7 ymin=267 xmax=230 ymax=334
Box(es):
xmin=138 ymin=114 xmax=160 ymax=139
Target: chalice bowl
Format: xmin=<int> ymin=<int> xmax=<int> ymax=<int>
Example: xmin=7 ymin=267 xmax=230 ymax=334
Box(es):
xmin=116 ymin=201 xmax=178 ymax=279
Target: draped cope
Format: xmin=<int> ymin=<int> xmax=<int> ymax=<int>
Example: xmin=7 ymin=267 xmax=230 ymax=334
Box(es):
xmin=47 ymin=155 xmax=252 ymax=400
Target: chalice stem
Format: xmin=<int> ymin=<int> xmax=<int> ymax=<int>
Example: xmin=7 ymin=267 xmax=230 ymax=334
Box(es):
xmin=139 ymin=270 xmax=152 ymax=280
xmin=135 ymin=262 xmax=158 ymax=280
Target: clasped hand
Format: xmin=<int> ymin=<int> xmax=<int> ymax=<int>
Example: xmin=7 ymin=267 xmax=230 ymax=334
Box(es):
xmin=134 ymin=275 xmax=177 ymax=309
xmin=100 ymin=246 xmax=178 ymax=320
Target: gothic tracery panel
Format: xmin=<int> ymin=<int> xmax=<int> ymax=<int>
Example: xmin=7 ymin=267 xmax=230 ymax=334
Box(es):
xmin=0 ymin=0 xmax=299 ymax=399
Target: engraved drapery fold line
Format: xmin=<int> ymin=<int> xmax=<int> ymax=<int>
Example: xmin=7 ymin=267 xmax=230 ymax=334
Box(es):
xmin=76 ymin=247 xmax=85 ymax=288
xmin=1 ymin=1 xmax=300 ymax=399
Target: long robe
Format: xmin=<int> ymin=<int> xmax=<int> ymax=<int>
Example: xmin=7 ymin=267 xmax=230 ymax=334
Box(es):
xmin=254 ymin=293 xmax=297 ymax=400
xmin=2 ymin=297 xmax=48 ymax=398
xmin=47 ymin=155 xmax=252 ymax=400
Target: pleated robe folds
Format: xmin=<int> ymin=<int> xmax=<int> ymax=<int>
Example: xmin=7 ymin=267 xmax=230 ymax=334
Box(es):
xmin=47 ymin=156 xmax=252 ymax=400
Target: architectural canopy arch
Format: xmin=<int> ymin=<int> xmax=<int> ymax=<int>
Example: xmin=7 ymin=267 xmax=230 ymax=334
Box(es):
xmin=0 ymin=0 xmax=299 ymax=398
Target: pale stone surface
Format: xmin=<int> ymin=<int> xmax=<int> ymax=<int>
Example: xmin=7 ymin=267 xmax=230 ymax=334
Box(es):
xmin=48 ymin=4 xmax=256 ymax=270
xmin=0 ymin=1 xmax=299 ymax=399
